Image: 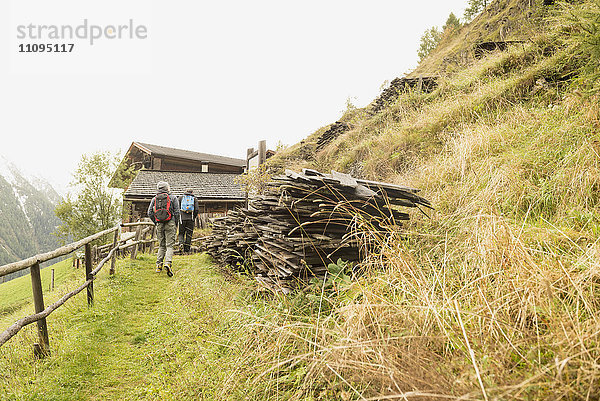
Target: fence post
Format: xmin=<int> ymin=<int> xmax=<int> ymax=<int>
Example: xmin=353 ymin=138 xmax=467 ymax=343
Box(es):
xmin=131 ymin=225 xmax=142 ymax=260
xmin=258 ymin=140 xmax=267 ymax=166
xmin=145 ymin=227 xmax=152 ymax=253
xmin=141 ymin=228 xmax=147 ymax=254
xmin=109 ymin=228 xmax=119 ymax=275
xmin=148 ymin=226 xmax=156 ymax=254
xmin=50 ymin=269 xmax=55 ymax=291
xmin=92 ymin=245 xmax=97 ymax=265
xmin=30 ymin=262 xmax=50 ymax=357
xmin=85 ymin=243 xmax=94 ymax=306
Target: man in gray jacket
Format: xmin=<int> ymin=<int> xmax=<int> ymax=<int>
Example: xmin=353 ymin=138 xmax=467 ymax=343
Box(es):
xmin=147 ymin=181 xmax=180 ymax=277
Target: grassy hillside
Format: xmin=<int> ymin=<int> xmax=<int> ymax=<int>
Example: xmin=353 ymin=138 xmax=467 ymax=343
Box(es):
xmin=0 ymin=259 xmax=77 ymax=319
xmin=256 ymin=0 xmax=600 ymax=398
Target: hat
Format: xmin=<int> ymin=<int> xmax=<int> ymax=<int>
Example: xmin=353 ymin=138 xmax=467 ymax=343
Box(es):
xmin=157 ymin=181 xmax=170 ymax=192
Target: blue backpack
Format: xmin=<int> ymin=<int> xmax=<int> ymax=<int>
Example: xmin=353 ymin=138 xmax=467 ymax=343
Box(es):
xmin=180 ymin=195 xmax=194 ymax=213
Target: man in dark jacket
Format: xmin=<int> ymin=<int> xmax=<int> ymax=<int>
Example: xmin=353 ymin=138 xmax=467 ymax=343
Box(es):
xmin=147 ymin=181 xmax=180 ymax=277
xmin=178 ymin=188 xmax=199 ymax=253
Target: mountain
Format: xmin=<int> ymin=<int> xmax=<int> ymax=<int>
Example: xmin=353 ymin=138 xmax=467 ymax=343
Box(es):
xmin=0 ymin=157 xmax=62 ymax=279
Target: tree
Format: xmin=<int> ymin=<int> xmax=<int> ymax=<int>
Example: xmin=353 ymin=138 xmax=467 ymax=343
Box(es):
xmin=443 ymin=12 xmax=462 ymax=32
xmin=464 ymin=0 xmax=488 ymax=22
xmin=417 ymin=26 xmax=442 ymax=62
xmin=54 ymin=151 xmax=122 ymax=243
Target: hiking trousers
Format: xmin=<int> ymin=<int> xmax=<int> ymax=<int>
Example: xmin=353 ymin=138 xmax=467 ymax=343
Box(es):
xmin=178 ymin=219 xmax=194 ymax=252
xmin=156 ymin=219 xmax=177 ymax=266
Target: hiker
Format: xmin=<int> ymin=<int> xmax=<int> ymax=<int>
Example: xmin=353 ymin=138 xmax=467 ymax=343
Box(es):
xmin=147 ymin=181 xmax=180 ymax=277
xmin=178 ymin=188 xmax=199 ymax=253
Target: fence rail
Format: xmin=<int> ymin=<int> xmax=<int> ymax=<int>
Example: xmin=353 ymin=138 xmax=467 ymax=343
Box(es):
xmin=0 ymin=226 xmax=119 ymax=278
xmin=0 ymin=221 xmax=156 ymax=356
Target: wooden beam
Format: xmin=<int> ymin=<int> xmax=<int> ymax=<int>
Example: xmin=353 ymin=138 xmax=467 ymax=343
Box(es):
xmin=131 ymin=226 xmax=142 ymax=260
xmin=148 ymin=226 xmax=156 ymax=254
xmin=109 ymin=228 xmax=119 ymax=275
xmin=85 ymin=244 xmax=93 ymax=306
xmin=120 ymin=221 xmax=155 ymax=228
xmin=258 ymin=140 xmax=267 ymax=166
xmin=0 ymin=226 xmax=119 ymax=278
xmin=30 ymin=262 xmax=50 ymax=357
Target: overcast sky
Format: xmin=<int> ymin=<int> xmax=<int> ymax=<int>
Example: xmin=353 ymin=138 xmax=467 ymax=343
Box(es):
xmin=0 ymin=0 xmax=467 ymax=193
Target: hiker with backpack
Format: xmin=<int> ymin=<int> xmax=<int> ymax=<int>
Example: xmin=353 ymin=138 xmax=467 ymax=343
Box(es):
xmin=178 ymin=188 xmax=199 ymax=254
xmin=147 ymin=181 xmax=180 ymax=277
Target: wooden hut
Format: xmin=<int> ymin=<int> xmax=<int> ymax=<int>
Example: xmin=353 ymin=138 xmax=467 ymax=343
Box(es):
xmin=123 ymin=170 xmax=245 ymax=225
xmin=111 ymin=142 xmax=246 ymax=224
xmin=112 ymin=141 xmax=246 ymax=176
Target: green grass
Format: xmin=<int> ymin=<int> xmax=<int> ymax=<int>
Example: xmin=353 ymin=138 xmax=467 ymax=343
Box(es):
xmin=249 ymin=1 xmax=600 ymax=398
xmin=0 ymin=253 xmax=235 ymax=400
xmin=0 ymin=253 xmax=354 ymax=400
xmin=0 ymin=258 xmax=79 ymax=319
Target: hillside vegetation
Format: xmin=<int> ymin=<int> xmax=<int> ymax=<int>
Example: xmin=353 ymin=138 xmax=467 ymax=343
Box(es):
xmin=260 ymin=0 xmax=600 ymax=398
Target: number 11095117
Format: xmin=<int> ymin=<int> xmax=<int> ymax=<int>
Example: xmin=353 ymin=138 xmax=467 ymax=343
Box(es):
xmin=19 ymin=43 xmax=74 ymax=53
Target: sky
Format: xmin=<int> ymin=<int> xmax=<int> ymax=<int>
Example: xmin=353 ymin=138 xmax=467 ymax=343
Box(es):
xmin=0 ymin=0 xmax=467 ymax=194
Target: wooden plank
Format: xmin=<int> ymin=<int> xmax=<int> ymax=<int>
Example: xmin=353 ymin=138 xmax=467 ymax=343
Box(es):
xmin=200 ymin=168 xmax=431 ymax=290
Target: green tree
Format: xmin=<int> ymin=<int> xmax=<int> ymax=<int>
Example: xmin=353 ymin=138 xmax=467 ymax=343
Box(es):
xmin=443 ymin=12 xmax=462 ymax=32
xmin=54 ymin=151 xmax=122 ymax=243
xmin=109 ymin=158 xmax=137 ymax=190
xmin=417 ymin=26 xmax=442 ymax=62
xmin=464 ymin=0 xmax=487 ymax=22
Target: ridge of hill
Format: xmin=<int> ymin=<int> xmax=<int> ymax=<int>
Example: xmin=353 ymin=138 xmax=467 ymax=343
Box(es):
xmin=413 ymin=0 xmax=549 ymax=76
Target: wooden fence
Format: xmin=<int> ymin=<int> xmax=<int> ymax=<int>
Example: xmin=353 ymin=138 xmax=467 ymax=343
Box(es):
xmin=0 ymin=221 xmax=156 ymax=357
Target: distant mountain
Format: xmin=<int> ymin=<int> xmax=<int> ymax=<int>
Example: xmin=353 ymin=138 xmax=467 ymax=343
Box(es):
xmin=0 ymin=157 xmax=62 ymax=279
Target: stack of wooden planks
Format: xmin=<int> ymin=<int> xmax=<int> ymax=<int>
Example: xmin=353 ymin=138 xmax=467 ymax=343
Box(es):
xmin=371 ymin=76 xmax=438 ymax=113
xmin=316 ymin=121 xmax=350 ymax=151
xmin=203 ymin=169 xmax=432 ymax=291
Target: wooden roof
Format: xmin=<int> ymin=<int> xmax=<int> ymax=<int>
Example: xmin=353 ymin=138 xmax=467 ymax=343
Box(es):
xmin=133 ymin=142 xmax=246 ymax=167
xmin=124 ymin=170 xmax=246 ymax=200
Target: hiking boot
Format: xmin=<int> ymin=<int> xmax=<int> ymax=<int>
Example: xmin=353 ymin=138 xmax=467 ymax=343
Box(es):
xmin=165 ymin=264 xmax=173 ymax=277
xmin=155 ymin=265 xmax=163 ymax=273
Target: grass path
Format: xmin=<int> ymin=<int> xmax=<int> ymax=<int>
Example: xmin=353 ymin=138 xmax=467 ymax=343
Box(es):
xmin=0 ymin=253 xmax=254 ymax=401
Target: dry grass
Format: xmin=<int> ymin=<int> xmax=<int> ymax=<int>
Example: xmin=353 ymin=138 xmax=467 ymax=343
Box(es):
xmin=252 ymin=2 xmax=600 ymax=398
